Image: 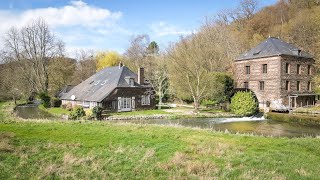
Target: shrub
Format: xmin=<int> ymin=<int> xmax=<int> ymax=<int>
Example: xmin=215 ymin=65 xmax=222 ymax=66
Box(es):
xmin=51 ymin=98 xmax=62 ymax=107
xmin=69 ymin=105 xmax=86 ymax=120
xmin=66 ymin=103 xmax=73 ymax=111
xmin=61 ymin=104 xmax=67 ymax=109
xmin=38 ymin=92 xmax=51 ymax=108
xmin=92 ymin=106 xmax=103 ymax=120
xmin=201 ymin=99 xmax=217 ymax=107
xmin=230 ymin=91 xmax=258 ymax=116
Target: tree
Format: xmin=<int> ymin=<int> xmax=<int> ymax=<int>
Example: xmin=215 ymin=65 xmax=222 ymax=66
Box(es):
xmin=146 ymin=41 xmax=159 ymax=55
xmin=148 ymin=54 xmax=170 ymax=109
xmin=95 ymin=51 xmax=121 ymax=71
xmin=48 ymin=57 xmax=76 ymax=96
xmin=71 ymin=49 xmax=96 ymax=84
xmin=4 ymin=18 xmax=65 ymax=95
xmin=230 ymin=91 xmax=258 ymax=116
xmin=123 ymin=34 xmax=150 ymax=70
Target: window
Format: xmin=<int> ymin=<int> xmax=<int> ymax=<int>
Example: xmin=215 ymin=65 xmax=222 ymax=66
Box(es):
xmin=245 ymin=66 xmax=250 ymax=74
xmin=101 ymin=80 xmax=107 ymax=85
xmin=308 ymin=65 xmax=311 ymax=75
xmin=141 ymin=95 xmax=150 ymax=105
xmin=285 ymin=81 xmax=290 ymax=91
xmin=297 ymin=64 xmax=301 ymax=74
xmin=308 ymin=81 xmax=312 ymax=91
xmin=259 ymin=81 xmax=265 ymax=90
xmin=121 ymin=97 xmax=131 ymax=109
xmin=297 ymin=81 xmax=300 ymax=91
xmin=94 ymin=80 xmax=101 ymax=85
xmin=262 ymin=64 xmax=267 ymax=73
xmin=285 ymin=63 xmax=290 ymax=74
xmin=130 ymin=79 xmax=134 ymax=86
xmin=244 ymin=82 xmax=249 ymax=89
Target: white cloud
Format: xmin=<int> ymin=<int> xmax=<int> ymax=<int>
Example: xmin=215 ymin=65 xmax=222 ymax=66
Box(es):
xmin=150 ymin=21 xmax=193 ymax=37
xmin=0 ymin=1 xmax=130 ymax=57
xmin=0 ymin=0 xmax=122 ymax=31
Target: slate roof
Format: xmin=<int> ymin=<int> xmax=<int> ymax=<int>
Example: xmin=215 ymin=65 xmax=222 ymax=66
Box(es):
xmin=235 ymin=37 xmax=313 ymax=61
xmin=60 ymin=66 xmax=143 ymax=102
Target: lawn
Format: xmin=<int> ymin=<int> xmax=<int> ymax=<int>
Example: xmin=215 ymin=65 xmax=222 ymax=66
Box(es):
xmin=39 ymin=104 xmax=71 ymax=116
xmin=1 ymin=102 xmax=320 ymax=179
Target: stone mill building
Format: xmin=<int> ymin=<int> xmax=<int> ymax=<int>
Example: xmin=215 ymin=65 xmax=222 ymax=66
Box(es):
xmin=234 ymin=37 xmax=316 ymax=109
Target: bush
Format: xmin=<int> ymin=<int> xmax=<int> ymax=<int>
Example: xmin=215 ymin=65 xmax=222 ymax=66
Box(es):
xmin=230 ymin=91 xmax=258 ymax=116
xmin=69 ymin=105 xmax=86 ymax=120
xmin=66 ymin=103 xmax=73 ymax=111
xmin=39 ymin=92 xmax=51 ymax=108
xmin=92 ymin=106 xmax=103 ymax=120
xmin=61 ymin=104 xmax=67 ymax=109
xmin=51 ymin=98 xmax=62 ymax=107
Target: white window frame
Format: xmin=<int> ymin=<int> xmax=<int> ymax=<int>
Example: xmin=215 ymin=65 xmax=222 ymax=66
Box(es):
xmin=120 ymin=97 xmax=131 ymax=111
xmin=141 ymin=95 xmax=150 ymax=105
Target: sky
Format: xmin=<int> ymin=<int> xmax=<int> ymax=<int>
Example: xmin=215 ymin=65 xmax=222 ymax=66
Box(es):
xmin=0 ymin=0 xmax=277 ymax=57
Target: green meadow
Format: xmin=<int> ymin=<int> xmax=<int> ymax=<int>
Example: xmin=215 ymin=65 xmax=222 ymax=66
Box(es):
xmin=1 ymin=102 xmax=320 ymax=179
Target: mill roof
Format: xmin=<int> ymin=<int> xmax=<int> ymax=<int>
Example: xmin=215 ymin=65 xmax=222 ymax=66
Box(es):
xmin=60 ymin=66 xmax=143 ymax=102
xmin=235 ymin=37 xmax=313 ymax=61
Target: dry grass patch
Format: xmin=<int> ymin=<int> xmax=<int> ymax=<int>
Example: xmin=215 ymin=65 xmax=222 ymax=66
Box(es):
xmin=0 ymin=132 xmax=15 ymax=152
xmin=159 ymin=152 xmax=218 ymax=178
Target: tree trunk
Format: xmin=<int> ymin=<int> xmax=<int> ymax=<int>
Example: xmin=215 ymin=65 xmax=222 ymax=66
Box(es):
xmin=193 ymin=97 xmax=200 ymax=113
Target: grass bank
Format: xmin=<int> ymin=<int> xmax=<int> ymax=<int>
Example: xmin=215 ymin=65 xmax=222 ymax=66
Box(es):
xmin=1 ymin=102 xmax=320 ymax=179
xmin=267 ymin=112 xmax=320 ymax=125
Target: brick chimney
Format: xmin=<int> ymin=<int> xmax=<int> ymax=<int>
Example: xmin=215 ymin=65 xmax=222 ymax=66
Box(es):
xmin=138 ymin=67 xmax=144 ymax=85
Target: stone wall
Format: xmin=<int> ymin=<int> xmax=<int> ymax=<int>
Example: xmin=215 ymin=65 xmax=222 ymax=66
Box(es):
xmin=234 ymin=55 xmax=315 ymax=108
xmin=234 ymin=56 xmax=282 ymax=106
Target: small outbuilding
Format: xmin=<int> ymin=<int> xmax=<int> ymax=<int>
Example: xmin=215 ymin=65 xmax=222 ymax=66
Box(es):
xmin=60 ymin=64 xmax=155 ymax=112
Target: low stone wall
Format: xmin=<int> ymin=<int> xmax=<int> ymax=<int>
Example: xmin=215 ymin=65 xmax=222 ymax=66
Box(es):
xmin=105 ymin=114 xmax=171 ymax=120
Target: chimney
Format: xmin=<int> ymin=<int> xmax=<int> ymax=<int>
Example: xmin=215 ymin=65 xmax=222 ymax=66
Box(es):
xmin=118 ymin=61 xmax=123 ymax=69
xmin=138 ymin=67 xmax=144 ymax=85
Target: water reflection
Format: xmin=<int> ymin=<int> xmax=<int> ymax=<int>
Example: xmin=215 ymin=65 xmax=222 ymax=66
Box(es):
xmin=111 ymin=118 xmax=320 ymax=137
xmin=15 ymin=106 xmax=53 ymax=119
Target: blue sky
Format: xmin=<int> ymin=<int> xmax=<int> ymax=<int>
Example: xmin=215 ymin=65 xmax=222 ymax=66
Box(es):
xmin=0 ymin=0 xmax=277 ymax=56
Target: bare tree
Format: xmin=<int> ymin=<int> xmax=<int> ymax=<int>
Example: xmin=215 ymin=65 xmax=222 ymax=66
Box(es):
xmin=148 ymin=54 xmax=170 ymax=109
xmin=71 ymin=49 xmax=96 ymax=84
xmin=123 ymin=34 xmax=150 ymax=70
xmin=4 ymin=18 xmax=64 ymax=94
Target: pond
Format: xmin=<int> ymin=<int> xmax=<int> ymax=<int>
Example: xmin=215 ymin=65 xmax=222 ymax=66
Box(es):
xmin=15 ymin=105 xmax=53 ymax=119
xmin=110 ymin=117 xmax=320 ymax=138
xmin=14 ymin=105 xmax=320 ymax=137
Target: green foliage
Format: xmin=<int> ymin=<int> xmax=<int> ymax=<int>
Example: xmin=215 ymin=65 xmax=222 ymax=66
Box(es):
xmin=147 ymin=41 xmax=159 ymax=54
xmin=69 ymin=105 xmax=86 ymax=120
xmin=267 ymin=112 xmax=320 ymax=125
xmin=95 ymin=51 xmax=122 ymax=71
xmin=51 ymin=97 xmax=62 ymax=107
xmin=201 ymin=99 xmax=217 ymax=106
xmin=92 ymin=106 xmax=103 ymax=120
xmin=230 ymin=91 xmax=258 ymax=116
xmin=38 ymin=92 xmax=51 ymax=108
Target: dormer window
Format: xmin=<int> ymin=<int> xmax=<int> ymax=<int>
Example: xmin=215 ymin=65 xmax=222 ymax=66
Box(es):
xmin=125 ymin=76 xmax=135 ymax=87
xmin=101 ymin=80 xmax=107 ymax=85
xmin=94 ymin=80 xmax=101 ymax=85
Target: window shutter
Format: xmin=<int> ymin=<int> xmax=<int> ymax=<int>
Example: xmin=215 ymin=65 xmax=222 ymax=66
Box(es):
xmin=118 ymin=97 xmax=122 ymax=112
xmin=132 ymin=97 xmax=135 ymax=110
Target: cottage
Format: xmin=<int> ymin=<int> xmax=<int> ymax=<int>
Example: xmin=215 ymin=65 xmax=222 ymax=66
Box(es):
xmin=234 ymin=37 xmax=315 ymax=109
xmin=60 ymin=64 xmax=155 ymax=112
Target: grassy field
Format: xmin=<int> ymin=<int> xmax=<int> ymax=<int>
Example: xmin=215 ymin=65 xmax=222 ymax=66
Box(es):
xmin=1 ymin=102 xmax=320 ymax=179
